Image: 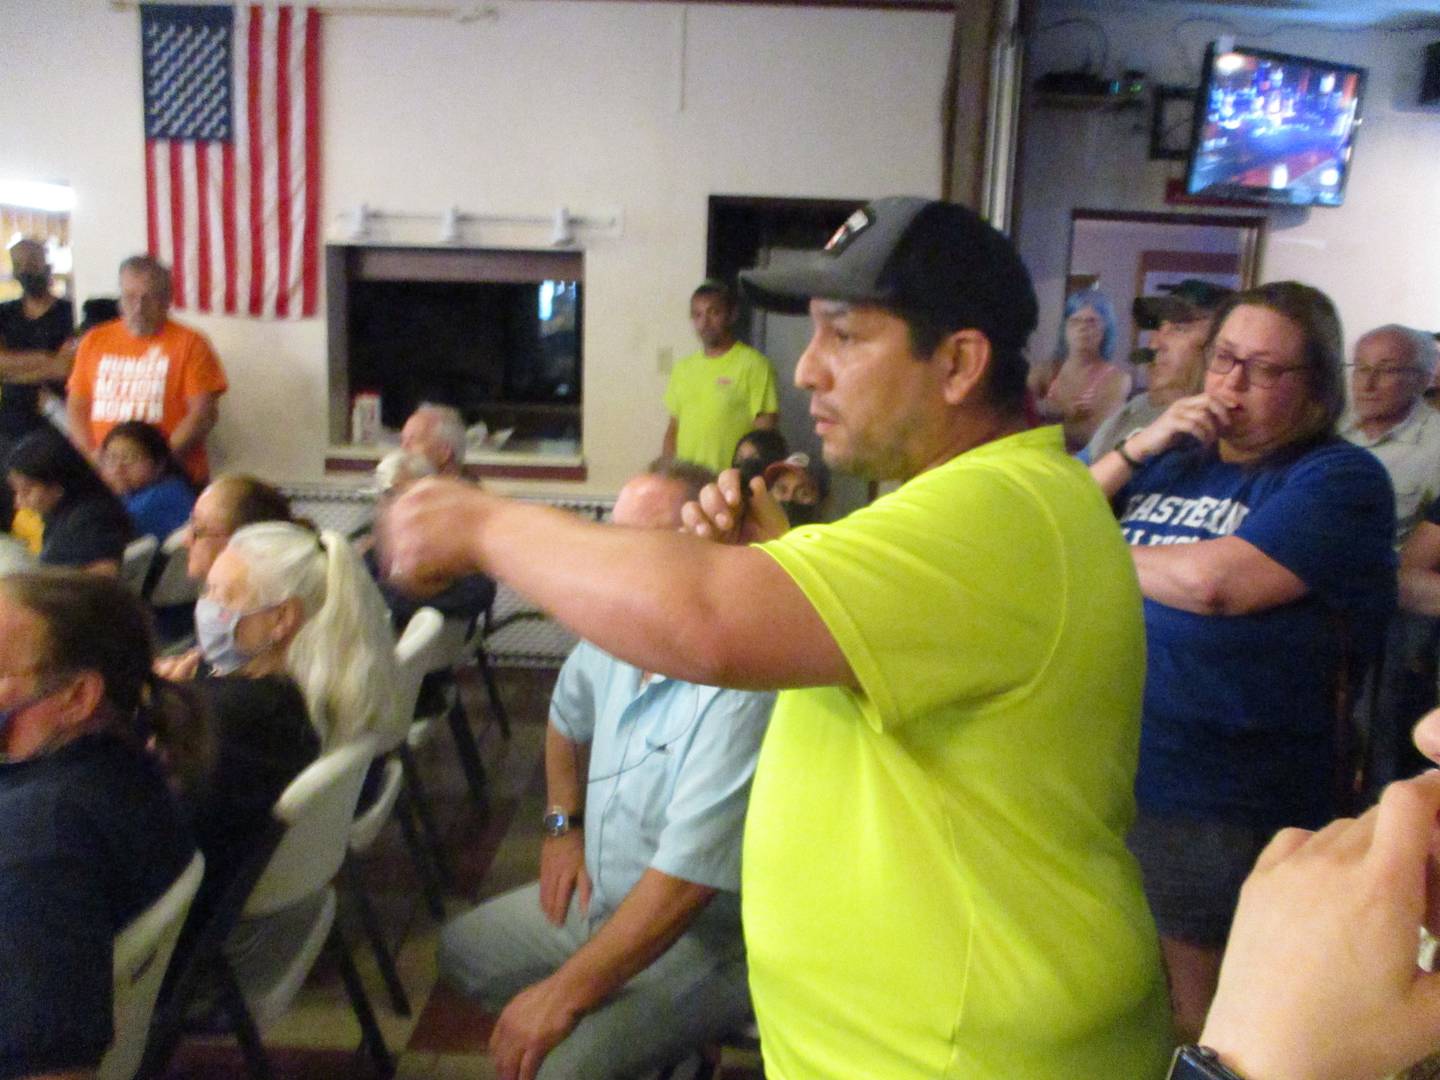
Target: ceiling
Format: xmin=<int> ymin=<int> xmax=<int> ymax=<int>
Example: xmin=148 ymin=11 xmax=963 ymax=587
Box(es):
xmin=1058 ymin=0 xmax=1440 ymax=29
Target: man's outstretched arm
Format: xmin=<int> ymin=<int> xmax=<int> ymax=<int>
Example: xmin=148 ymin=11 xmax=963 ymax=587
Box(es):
xmin=381 ymin=478 xmax=853 ymax=692
xmin=487 ymin=868 xmax=717 ymax=1080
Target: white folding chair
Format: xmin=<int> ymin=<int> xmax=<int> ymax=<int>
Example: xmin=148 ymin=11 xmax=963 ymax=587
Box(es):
xmin=204 ymin=738 xmax=393 ymax=1080
xmin=99 ymin=850 xmax=205 ymax=1080
xmin=147 ymin=526 xmax=200 ymax=607
xmin=388 ymin=607 xmax=453 ymax=918
xmin=413 ymin=615 xmax=490 ymax=811
xmin=120 ymin=534 xmax=159 ymax=595
xmin=346 ymin=757 xmax=411 ymax=1015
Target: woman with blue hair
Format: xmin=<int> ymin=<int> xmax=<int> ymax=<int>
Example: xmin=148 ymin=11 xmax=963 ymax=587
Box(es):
xmin=1031 ymin=288 xmax=1132 ymax=451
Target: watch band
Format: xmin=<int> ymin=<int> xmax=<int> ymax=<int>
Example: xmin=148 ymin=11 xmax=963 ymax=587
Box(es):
xmin=1116 ymin=438 xmax=1144 ymax=471
xmin=1168 ymin=1045 xmax=1248 ymax=1080
xmin=542 ymin=807 xmax=584 ymax=837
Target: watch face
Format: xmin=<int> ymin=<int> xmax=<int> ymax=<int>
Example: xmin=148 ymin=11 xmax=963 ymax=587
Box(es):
xmin=543 ymin=811 xmax=567 ymax=836
xmin=1170 ymin=1046 xmax=1245 ymax=1080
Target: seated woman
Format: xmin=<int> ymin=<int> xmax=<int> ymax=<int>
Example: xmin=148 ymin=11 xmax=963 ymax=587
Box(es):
xmin=161 ymin=521 xmax=401 ymax=985
xmin=101 ymin=419 xmax=197 ymax=544
xmin=0 ymin=570 xmax=199 ymax=1078
xmin=1030 ymin=288 xmax=1132 ymax=452
xmin=1089 ymin=281 xmax=1397 ymax=1041
xmin=178 ymin=520 xmax=401 ymax=753
xmin=183 ymin=472 xmax=296 ymax=583
xmin=5 ymin=425 xmax=132 ymax=573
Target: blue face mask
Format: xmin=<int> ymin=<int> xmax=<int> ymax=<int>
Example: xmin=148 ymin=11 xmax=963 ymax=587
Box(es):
xmin=195 ymin=596 xmax=273 ymax=675
xmin=0 ymin=684 xmax=62 ymax=764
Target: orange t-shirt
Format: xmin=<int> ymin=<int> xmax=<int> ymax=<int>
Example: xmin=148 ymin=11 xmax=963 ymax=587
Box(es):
xmin=68 ymin=318 xmax=228 ymax=482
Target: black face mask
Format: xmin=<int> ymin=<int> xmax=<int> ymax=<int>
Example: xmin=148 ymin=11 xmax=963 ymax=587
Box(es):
xmin=736 ymin=458 xmax=767 ymax=488
xmin=778 ymin=500 xmax=823 ymax=527
xmin=14 ymin=272 xmax=50 ymax=298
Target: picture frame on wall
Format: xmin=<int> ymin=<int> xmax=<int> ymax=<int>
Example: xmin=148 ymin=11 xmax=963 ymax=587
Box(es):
xmin=1150 ymin=85 xmax=1196 ymax=162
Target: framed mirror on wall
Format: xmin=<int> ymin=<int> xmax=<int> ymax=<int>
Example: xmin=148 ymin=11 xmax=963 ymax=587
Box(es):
xmin=1057 ymin=209 xmax=1265 ymax=389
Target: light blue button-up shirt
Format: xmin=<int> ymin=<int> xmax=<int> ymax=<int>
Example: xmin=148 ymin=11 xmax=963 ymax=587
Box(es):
xmin=549 ymin=641 xmax=774 ymax=927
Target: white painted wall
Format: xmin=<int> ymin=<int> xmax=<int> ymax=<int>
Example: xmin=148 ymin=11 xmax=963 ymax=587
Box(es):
xmin=1 ymin=0 xmax=951 ymax=492
xmin=1018 ymin=2 xmax=1440 ymax=363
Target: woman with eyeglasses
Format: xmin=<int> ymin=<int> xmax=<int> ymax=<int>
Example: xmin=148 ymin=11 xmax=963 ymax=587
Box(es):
xmin=181 ymin=473 xmax=296 ymax=584
xmin=0 ymin=570 xmax=200 ymax=1078
xmin=100 ymin=419 xmax=196 ymax=545
xmin=1088 ymin=282 xmax=1398 ymax=1044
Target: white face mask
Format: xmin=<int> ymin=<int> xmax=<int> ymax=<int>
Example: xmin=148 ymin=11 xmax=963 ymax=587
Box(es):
xmin=194 ymin=596 xmax=277 ymax=675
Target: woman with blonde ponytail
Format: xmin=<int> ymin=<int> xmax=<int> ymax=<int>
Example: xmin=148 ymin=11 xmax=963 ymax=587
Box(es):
xmin=213 ymin=522 xmax=401 ymax=748
xmin=160 ymin=521 xmax=402 ymax=986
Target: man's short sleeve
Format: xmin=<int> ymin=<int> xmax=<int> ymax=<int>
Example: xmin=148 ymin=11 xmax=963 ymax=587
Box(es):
xmin=1233 ymin=443 xmax=1397 ymax=611
xmin=0 ymin=810 xmax=116 ymax=1078
xmin=751 ymin=355 xmax=779 ymax=416
xmin=180 ymin=331 xmax=229 ymax=398
xmin=649 ymin=688 xmax=773 ymax=890
xmin=66 ymin=328 xmax=102 ymax=400
xmin=759 ymin=463 xmax=1067 ymax=731
xmin=548 ymin=642 xmax=601 ymax=744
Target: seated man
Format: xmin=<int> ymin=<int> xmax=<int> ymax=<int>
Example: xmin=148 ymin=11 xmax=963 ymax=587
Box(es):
xmin=1342 ymin=324 xmax=1440 ymax=797
xmin=438 ymin=459 xmax=774 ymax=1080
xmin=364 ymin=448 xmax=496 ymax=631
xmin=400 ymin=403 xmax=467 ymax=478
xmin=1341 ymin=323 xmax=1440 ymax=545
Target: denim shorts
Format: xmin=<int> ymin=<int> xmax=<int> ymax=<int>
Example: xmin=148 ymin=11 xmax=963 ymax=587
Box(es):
xmin=1127 ymin=813 xmax=1276 ymax=948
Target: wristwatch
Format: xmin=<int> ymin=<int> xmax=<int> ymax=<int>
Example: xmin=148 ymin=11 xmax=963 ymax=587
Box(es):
xmin=1168 ymin=1046 xmax=1248 ymax=1080
xmin=542 ymin=806 xmax=584 ymax=838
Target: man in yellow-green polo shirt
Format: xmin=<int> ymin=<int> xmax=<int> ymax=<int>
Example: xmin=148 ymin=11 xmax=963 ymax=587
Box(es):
xmin=381 ymin=198 xmax=1173 ymax=1079
xmin=661 ymin=280 xmax=779 ymax=474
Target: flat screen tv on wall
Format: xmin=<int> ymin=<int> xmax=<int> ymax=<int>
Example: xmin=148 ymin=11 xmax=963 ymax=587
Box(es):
xmin=1185 ymin=43 xmax=1366 ymax=208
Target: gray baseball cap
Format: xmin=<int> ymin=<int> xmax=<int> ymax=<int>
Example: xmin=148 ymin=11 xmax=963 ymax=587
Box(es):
xmin=740 ymin=197 xmax=1038 ymax=354
xmin=1133 ymin=279 xmax=1234 ymax=330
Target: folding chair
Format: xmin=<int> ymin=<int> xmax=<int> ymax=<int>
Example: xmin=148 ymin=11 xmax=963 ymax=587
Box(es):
xmin=141 ymin=738 xmax=393 ymax=1080
xmin=120 ymin=534 xmax=159 ymax=595
xmin=99 ymin=850 xmax=205 ymax=1080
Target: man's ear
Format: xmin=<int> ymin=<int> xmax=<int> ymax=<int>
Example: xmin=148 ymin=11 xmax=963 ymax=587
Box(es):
xmin=55 ymin=670 xmax=106 ymax=730
xmin=934 ymin=329 xmax=993 ymax=406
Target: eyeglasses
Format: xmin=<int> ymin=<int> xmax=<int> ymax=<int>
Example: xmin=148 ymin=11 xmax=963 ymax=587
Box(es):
xmin=186 ymin=519 xmax=228 ymax=542
xmin=1206 ymin=349 xmax=1307 ymax=389
xmin=1344 ymin=363 xmax=1422 ymax=384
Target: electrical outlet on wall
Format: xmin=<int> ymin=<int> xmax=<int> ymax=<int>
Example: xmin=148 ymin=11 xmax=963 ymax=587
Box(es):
xmin=657 ymin=346 xmax=673 ymax=374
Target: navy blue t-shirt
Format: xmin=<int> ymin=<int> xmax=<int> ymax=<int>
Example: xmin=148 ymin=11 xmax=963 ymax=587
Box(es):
xmin=0 ymin=734 xmax=192 ymax=1079
xmin=1118 ymin=438 xmax=1397 ymax=830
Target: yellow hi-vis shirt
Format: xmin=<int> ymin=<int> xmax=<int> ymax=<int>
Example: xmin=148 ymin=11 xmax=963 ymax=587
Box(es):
xmin=663 ymin=342 xmax=778 ymax=473
xmin=747 ymin=425 xmax=1172 ymax=1080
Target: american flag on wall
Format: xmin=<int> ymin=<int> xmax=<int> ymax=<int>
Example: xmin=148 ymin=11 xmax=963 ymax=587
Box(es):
xmin=140 ymin=4 xmax=320 ymax=318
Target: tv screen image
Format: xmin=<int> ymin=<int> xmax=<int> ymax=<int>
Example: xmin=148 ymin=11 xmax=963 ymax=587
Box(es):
xmin=1187 ymin=44 xmax=1366 ymax=207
